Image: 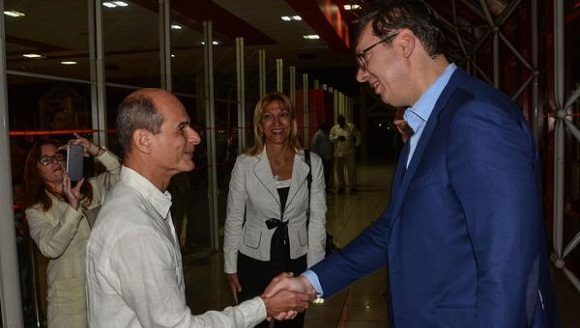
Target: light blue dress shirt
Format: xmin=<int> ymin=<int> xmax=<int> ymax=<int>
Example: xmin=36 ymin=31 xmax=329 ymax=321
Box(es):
xmin=302 ymin=63 xmax=457 ymax=297
xmin=404 ymin=63 xmax=456 ymax=167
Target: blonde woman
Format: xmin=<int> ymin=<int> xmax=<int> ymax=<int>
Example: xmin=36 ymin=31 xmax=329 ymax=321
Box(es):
xmin=224 ymin=92 xmax=327 ymax=327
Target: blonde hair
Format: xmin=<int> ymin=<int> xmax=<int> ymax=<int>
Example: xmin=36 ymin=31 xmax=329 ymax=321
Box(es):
xmin=246 ymin=92 xmax=301 ymax=156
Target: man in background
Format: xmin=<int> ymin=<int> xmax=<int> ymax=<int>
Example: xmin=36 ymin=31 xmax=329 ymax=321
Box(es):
xmin=311 ymin=121 xmax=333 ymax=190
xmin=329 ymin=115 xmax=361 ymax=193
xmin=86 ymin=88 xmax=309 ymax=327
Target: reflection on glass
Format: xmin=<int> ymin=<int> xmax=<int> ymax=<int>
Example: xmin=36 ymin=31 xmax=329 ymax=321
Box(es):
xmin=5 ymin=0 xmax=90 ymax=79
xmin=103 ymin=0 xmax=160 ymax=87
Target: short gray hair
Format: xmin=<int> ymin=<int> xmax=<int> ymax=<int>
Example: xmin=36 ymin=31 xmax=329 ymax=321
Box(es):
xmin=116 ymin=95 xmax=164 ymax=153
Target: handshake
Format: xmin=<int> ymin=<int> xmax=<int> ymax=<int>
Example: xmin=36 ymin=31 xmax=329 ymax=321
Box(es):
xmin=228 ymin=272 xmax=317 ymax=321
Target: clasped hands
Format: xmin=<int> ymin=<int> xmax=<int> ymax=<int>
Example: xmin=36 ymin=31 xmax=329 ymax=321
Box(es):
xmin=229 ymin=272 xmax=316 ymax=321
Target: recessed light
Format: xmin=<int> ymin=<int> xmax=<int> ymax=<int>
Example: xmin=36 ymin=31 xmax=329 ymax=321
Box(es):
xmin=4 ymin=10 xmax=26 ymax=17
xmin=344 ymin=4 xmax=360 ymax=11
xmin=171 ymin=54 xmax=176 ymax=58
xmin=281 ymin=15 xmax=302 ymax=21
xmin=171 ymin=24 xmax=182 ymax=30
xmin=200 ymin=41 xmax=220 ymax=45
xmin=60 ymin=61 xmax=77 ymax=65
xmin=103 ymin=1 xmax=128 ymax=8
xmin=23 ymin=53 xmax=43 ymax=59
xmin=303 ymin=35 xmax=320 ymax=40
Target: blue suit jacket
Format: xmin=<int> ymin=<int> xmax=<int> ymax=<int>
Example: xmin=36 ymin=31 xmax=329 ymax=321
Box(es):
xmin=311 ymin=68 xmax=559 ymax=327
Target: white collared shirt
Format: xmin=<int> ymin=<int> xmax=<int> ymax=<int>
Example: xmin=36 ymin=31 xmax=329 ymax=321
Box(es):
xmin=86 ymin=166 xmax=266 ymax=327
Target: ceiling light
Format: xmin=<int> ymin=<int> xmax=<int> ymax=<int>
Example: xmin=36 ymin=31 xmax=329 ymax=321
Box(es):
xmin=303 ymin=35 xmax=320 ymax=40
xmin=171 ymin=24 xmax=182 ymax=30
xmin=171 ymin=54 xmax=176 ymax=58
xmin=60 ymin=61 xmax=77 ymax=65
xmin=200 ymin=41 xmax=220 ymax=45
xmin=344 ymin=4 xmax=361 ymax=11
xmin=4 ymin=10 xmax=26 ymax=17
xmin=103 ymin=1 xmax=128 ymax=8
xmin=23 ymin=53 xmax=43 ymax=59
xmin=281 ymin=15 xmax=302 ymax=21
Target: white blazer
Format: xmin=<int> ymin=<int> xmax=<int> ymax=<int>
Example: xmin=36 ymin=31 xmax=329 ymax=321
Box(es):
xmin=223 ymin=149 xmax=327 ymax=274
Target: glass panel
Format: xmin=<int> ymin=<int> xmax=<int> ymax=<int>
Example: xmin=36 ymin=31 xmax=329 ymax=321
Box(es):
xmin=244 ymin=47 xmax=261 ymax=150
xmin=171 ymin=20 xmax=204 ymax=95
xmin=213 ymin=41 xmax=237 ymax=242
xmin=4 ymin=0 xmax=90 ymax=80
xmin=169 ymin=15 xmax=215 ymax=252
xmin=102 ymin=0 xmax=160 ymax=87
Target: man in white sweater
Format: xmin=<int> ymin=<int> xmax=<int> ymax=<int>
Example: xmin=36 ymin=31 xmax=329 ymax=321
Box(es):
xmin=86 ymin=88 xmax=309 ymax=327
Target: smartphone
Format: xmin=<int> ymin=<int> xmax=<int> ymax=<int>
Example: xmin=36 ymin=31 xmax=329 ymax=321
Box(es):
xmin=66 ymin=144 xmax=84 ymax=181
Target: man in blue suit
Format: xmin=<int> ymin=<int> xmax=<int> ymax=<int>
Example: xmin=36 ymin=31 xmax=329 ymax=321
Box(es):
xmin=264 ymin=1 xmax=559 ymax=326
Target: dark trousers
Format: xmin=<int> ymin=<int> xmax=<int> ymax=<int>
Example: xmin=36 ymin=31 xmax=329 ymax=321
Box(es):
xmin=237 ymin=253 xmax=307 ymax=328
xmin=322 ymin=158 xmax=332 ymax=189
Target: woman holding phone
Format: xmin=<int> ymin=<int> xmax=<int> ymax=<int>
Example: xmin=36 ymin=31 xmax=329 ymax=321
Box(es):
xmin=23 ymin=134 xmax=121 ymax=328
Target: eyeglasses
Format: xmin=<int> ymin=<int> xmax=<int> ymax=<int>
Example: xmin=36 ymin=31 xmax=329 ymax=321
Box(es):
xmin=38 ymin=153 xmax=65 ymax=166
xmin=355 ymin=32 xmax=400 ymax=71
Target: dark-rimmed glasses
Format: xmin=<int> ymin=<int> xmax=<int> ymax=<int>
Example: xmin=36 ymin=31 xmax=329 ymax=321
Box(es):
xmin=38 ymin=153 xmax=65 ymax=166
xmin=355 ymin=32 xmax=400 ymax=71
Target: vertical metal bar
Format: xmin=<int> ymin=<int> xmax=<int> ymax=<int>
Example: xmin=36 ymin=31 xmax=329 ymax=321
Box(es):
xmin=552 ymin=0 xmax=565 ymax=259
xmin=531 ymin=0 xmax=540 ymax=144
xmin=333 ymin=89 xmax=339 ymax=123
xmin=203 ymin=21 xmax=219 ymax=251
xmin=236 ymin=37 xmax=246 ymax=153
xmin=302 ymin=73 xmax=309 ymax=147
xmin=258 ymin=49 xmax=266 ymax=99
xmin=0 ymin=0 xmax=24 ymax=325
xmin=493 ymin=29 xmax=500 ymax=88
xmin=289 ymin=66 xmax=296 ymax=107
xmin=276 ymin=58 xmax=283 ymax=93
xmin=160 ymin=0 xmax=172 ymax=91
xmin=313 ymin=79 xmax=319 ymax=89
xmin=90 ymin=0 xmax=107 ymax=147
xmin=553 ymin=117 xmax=564 ymax=256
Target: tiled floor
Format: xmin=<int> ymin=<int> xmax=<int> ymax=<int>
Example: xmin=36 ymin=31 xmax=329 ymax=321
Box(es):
xmin=183 ymin=159 xmax=580 ymax=327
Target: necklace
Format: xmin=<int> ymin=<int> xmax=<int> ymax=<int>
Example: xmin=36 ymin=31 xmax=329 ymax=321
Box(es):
xmin=46 ymin=189 xmax=64 ymax=201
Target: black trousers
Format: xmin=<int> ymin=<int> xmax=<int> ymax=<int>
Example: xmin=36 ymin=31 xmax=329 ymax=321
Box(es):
xmin=237 ymin=253 xmax=307 ymax=328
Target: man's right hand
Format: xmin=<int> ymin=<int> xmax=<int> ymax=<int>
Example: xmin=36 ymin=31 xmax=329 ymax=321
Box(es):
xmin=226 ymin=273 xmax=242 ymax=304
xmin=263 ymin=273 xmax=315 ymax=301
xmin=261 ymin=273 xmax=316 ymax=321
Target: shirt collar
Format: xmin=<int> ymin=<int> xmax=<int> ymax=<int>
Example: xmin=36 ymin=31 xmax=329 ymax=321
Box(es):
xmin=404 ymin=63 xmax=457 ymax=133
xmin=120 ymin=166 xmax=173 ymax=220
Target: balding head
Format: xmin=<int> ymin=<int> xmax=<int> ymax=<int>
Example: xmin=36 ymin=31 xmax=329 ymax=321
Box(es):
xmin=116 ymin=88 xmax=172 ymax=154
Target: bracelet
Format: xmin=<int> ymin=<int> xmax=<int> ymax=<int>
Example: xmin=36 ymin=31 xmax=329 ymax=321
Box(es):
xmin=92 ymin=145 xmax=105 ymax=156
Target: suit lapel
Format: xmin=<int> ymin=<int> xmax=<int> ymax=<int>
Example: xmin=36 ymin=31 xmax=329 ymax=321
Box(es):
xmin=285 ymin=152 xmax=308 ymax=215
xmin=388 ymin=69 xmax=466 ymax=221
xmin=253 ymin=152 xmax=280 ymax=205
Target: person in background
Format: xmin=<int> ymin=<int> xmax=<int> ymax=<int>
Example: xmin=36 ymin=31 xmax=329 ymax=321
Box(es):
xmin=224 ymin=92 xmax=327 ymax=328
xmin=24 ymin=135 xmax=120 ymax=328
xmin=86 ymin=88 xmax=309 ymax=327
xmin=310 ymin=121 xmax=332 ymax=190
xmin=264 ymin=1 xmax=559 ymax=326
xmin=329 ymin=115 xmax=361 ymax=193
